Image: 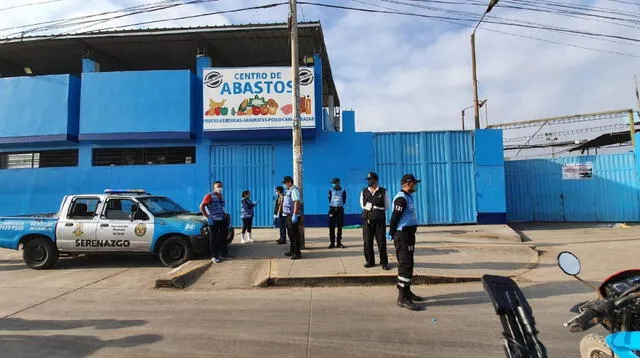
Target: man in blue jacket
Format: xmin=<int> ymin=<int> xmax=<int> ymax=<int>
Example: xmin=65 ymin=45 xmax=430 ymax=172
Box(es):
xmin=328 ymin=177 xmax=347 ymax=249
xmin=200 ymin=181 xmax=229 ymax=264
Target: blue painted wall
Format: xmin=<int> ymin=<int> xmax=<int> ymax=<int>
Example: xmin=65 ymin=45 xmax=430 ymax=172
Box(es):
xmin=0 ymin=75 xmax=80 ymax=142
xmin=505 ymin=152 xmax=640 ymax=222
xmin=80 ymin=70 xmax=194 ymax=139
xmin=374 ymin=131 xmax=477 ymax=225
xmin=474 ymin=129 xmax=507 ymax=224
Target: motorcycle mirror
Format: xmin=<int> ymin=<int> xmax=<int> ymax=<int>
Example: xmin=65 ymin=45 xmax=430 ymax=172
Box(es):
xmin=557 ymin=251 xmax=581 ymax=276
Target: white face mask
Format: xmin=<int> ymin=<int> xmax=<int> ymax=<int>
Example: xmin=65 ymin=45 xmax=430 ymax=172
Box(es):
xmin=214 ymin=187 xmax=223 ymax=194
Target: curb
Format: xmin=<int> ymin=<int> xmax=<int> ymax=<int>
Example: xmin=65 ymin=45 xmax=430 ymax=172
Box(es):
xmin=256 ymin=274 xmax=480 ymax=288
xmin=155 ymin=259 xmax=212 ymax=289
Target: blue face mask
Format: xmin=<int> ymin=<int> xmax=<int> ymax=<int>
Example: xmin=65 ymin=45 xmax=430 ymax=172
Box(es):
xmin=332 ymin=183 xmax=338 ymax=189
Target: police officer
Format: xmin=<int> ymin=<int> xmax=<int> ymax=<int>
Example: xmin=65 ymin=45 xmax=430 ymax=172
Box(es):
xmin=388 ymin=174 xmax=425 ymax=311
xmin=360 ymin=172 xmax=390 ymax=270
xmin=282 ymin=176 xmax=302 ymax=260
xmin=273 ymin=186 xmax=289 ymax=245
xmin=199 ymin=181 xmax=229 ymax=264
xmin=328 ymin=177 xmax=347 ymax=249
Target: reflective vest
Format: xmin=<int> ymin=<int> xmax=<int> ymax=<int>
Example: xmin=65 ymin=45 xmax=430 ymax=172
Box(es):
xmin=329 ymin=188 xmax=345 ymax=208
xmin=206 ymin=192 xmax=225 ymax=223
xmin=283 ymin=186 xmax=299 ymax=215
xmin=362 ymin=187 xmax=387 ymax=221
xmin=394 ymin=191 xmax=418 ymax=230
xmin=241 ymin=198 xmax=254 ymax=219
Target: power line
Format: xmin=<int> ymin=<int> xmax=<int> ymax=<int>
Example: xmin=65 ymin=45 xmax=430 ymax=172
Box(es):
xmin=0 ymin=0 xmax=63 ymax=13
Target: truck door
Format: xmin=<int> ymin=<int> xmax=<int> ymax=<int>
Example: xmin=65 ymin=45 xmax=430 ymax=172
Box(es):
xmin=56 ymin=197 xmax=101 ymax=251
xmin=96 ymin=198 xmax=154 ymax=252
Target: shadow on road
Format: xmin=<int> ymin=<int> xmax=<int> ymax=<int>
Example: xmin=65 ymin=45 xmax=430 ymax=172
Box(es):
xmin=424 ymin=281 xmax=595 ymax=307
xmin=0 ymin=317 xmax=147 ymax=331
xmin=0 ymin=334 xmax=162 ymax=358
xmin=53 ymin=254 xmax=162 ymax=269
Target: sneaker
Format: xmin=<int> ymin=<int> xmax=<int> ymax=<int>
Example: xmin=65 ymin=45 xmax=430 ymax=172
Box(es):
xmin=364 ymin=263 xmax=375 ymax=268
xmin=291 ymin=254 xmax=302 ymax=260
xmin=212 ymin=257 xmax=222 ymax=264
xmin=284 ymin=252 xmax=292 ymax=257
xmin=337 ymin=243 xmax=346 ymax=249
xmin=276 ymin=240 xmax=287 ymax=245
xmin=328 ymin=243 xmax=335 ymax=249
xmin=397 ymin=298 xmax=421 ymax=311
xmin=381 ymin=264 xmax=391 ymax=271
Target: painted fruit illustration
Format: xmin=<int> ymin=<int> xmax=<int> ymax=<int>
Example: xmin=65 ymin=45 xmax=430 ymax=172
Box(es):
xmin=260 ymin=106 xmax=269 ymax=115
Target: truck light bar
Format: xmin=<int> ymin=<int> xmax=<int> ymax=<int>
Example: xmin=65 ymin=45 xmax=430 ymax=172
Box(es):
xmin=104 ymin=189 xmax=147 ymax=194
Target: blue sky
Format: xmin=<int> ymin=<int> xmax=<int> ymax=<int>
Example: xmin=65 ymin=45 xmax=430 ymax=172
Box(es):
xmin=2 ymin=0 xmax=639 ymax=132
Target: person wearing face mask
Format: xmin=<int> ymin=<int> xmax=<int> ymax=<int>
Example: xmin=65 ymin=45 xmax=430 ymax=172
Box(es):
xmin=282 ymin=175 xmax=302 ymax=260
xmin=240 ymin=190 xmax=258 ymax=244
xmin=199 ymin=181 xmax=229 ymax=263
xmin=360 ymin=172 xmax=390 ymax=270
xmin=328 ymin=178 xmax=347 ymax=249
xmin=388 ymin=174 xmax=424 ymax=311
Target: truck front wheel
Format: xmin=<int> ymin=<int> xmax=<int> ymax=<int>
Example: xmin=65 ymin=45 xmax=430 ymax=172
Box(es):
xmin=23 ymin=238 xmax=59 ymax=270
xmin=158 ymin=236 xmax=192 ymax=268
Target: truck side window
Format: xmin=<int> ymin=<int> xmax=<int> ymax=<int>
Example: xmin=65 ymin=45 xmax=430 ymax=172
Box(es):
xmin=104 ymin=198 xmax=136 ymax=220
xmin=68 ymin=198 xmax=100 ymax=219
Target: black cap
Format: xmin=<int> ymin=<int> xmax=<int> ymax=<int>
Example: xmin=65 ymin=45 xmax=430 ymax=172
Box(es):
xmin=282 ymin=176 xmax=293 ymax=184
xmin=365 ymin=172 xmax=378 ymax=180
xmin=401 ymin=174 xmax=421 ymax=185
xmin=330 ymin=177 xmax=340 ymax=183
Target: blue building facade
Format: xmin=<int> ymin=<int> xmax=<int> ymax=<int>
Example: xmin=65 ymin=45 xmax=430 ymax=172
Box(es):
xmin=0 ymin=24 xmax=506 ymax=227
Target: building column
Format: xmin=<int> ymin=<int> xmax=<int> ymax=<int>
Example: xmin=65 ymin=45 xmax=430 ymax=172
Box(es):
xmin=195 ymin=53 xmax=213 ymax=205
xmin=82 ymin=57 xmax=100 ymax=73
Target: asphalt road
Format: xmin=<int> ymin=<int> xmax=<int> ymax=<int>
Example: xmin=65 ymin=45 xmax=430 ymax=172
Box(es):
xmin=1 ymin=223 xmax=635 ymax=357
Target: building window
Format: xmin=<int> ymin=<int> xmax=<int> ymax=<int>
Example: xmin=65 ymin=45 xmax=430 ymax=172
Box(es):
xmin=0 ymin=149 xmax=78 ymax=169
xmin=92 ymin=147 xmax=196 ymax=166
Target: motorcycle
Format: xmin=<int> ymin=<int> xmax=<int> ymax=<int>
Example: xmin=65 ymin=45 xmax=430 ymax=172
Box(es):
xmin=557 ymin=251 xmax=640 ymax=358
xmin=481 ymin=251 xmax=640 ymax=358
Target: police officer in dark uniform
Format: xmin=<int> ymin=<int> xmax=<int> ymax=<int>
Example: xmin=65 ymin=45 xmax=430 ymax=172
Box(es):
xmin=388 ymin=174 xmax=425 ymax=311
xmin=328 ymin=177 xmax=347 ymax=249
xmin=360 ymin=172 xmax=390 ymax=270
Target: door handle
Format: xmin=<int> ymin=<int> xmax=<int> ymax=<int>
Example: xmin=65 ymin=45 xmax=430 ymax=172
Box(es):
xmin=65 ymin=223 xmax=74 ymax=227
xmin=100 ymin=224 xmax=109 ymax=227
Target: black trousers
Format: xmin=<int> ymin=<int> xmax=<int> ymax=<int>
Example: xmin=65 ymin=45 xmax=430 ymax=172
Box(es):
xmin=394 ymin=227 xmax=417 ymax=296
xmin=363 ymin=219 xmax=388 ymax=265
xmin=208 ymin=221 xmax=227 ymax=259
xmin=328 ymin=206 xmax=344 ymax=244
xmin=286 ymin=215 xmax=301 ymax=256
xmin=242 ymin=217 xmax=253 ymax=234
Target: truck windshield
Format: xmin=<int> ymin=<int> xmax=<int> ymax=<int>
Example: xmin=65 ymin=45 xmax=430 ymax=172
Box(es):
xmin=138 ymin=197 xmax=189 ymax=217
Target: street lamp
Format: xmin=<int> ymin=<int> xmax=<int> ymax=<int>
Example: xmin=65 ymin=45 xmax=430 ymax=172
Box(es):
xmin=461 ymin=99 xmax=486 ymax=130
xmin=471 ymin=0 xmax=499 ymax=129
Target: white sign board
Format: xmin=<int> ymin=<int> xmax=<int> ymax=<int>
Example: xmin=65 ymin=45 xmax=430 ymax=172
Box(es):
xmin=203 ymin=67 xmax=316 ymax=131
xmin=562 ymin=162 xmax=593 ymax=180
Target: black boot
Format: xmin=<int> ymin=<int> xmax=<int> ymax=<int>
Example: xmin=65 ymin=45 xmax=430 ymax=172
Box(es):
xmin=328 ymin=241 xmax=335 ymax=249
xmin=336 ymin=240 xmax=345 ymax=249
xmin=407 ymin=290 xmax=425 ymax=302
xmin=397 ymin=288 xmax=420 ymax=311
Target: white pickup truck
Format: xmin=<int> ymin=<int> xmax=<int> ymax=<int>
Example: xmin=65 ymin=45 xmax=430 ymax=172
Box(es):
xmin=0 ymin=190 xmax=234 ymax=269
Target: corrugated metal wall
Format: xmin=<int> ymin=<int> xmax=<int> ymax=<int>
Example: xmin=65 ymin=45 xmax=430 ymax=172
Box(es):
xmin=210 ymin=145 xmax=274 ymax=227
xmin=374 ymin=132 xmax=476 ymax=225
xmin=506 ymin=152 xmax=640 ymax=222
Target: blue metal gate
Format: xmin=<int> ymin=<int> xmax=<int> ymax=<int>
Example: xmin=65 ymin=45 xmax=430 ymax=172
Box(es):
xmin=210 ymin=145 xmax=274 ymax=227
xmin=374 ymin=132 xmax=476 ymax=225
xmin=505 ymin=152 xmax=640 ymax=222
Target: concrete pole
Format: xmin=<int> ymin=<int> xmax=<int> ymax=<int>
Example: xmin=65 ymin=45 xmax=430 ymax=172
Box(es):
xmin=290 ymin=0 xmax=305 ymax=248
xmin=471 ymin=32 xmax=480 ymax=130
xmin=461 ymin=109 xmax=466 ymax=130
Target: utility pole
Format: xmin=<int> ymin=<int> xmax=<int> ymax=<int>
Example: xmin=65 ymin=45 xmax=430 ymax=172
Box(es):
xmin=471 ymin=32 xmax=480 ymax=129
xmin=461 ymin=109 xmax=466 ymax=130
xmin=471 ymin=0 xmax=499 ymax=130
xmin=289 ymin=0 xmax=305 ymax=248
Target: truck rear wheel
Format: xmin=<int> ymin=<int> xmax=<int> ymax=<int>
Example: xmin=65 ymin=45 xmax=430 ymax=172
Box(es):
xmin=23 ymin=238 xmax=59 ymax=270
xmin=158 ymin=236 xmax=192 ymax=268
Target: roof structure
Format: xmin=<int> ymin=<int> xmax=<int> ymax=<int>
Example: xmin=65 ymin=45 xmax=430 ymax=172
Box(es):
xmin=569 ymin=130 xmax=636 ymax=153
xmin=0 ymin=22 xmax=339 ymax=106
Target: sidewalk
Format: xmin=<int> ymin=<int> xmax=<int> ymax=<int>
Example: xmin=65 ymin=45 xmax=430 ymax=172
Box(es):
xmin=186 ymin=225 xmax=537 ymax=290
